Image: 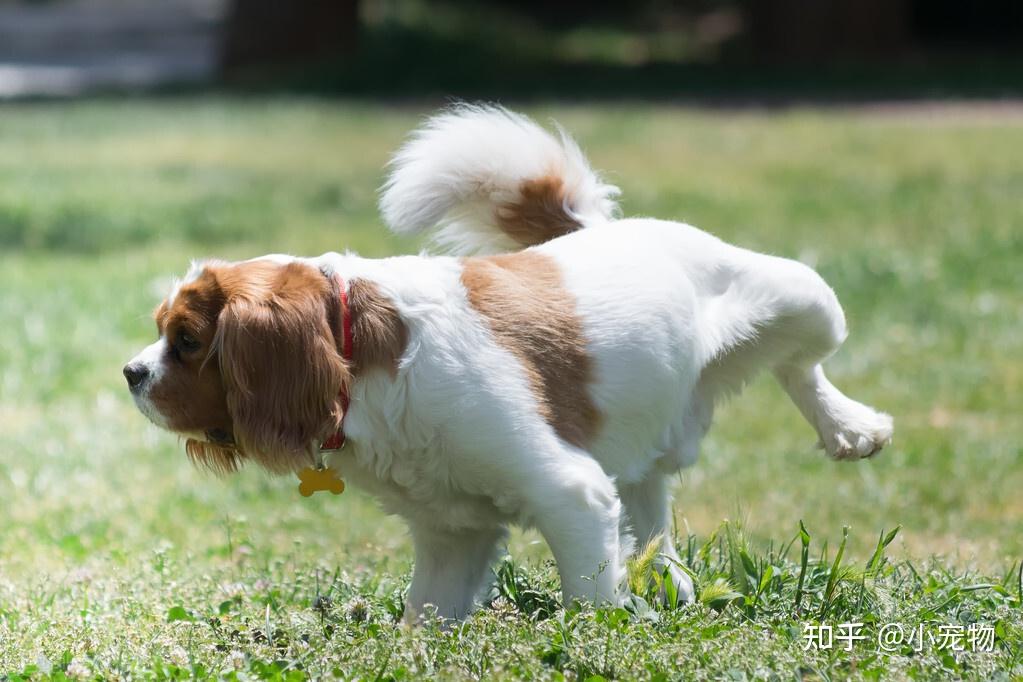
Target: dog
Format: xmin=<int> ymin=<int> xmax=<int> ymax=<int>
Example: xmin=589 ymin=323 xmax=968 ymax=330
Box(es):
xmin=124 ymin=105 xmax=893 ymax=621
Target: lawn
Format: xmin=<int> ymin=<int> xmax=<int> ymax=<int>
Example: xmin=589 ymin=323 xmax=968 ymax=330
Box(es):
xmin=0 ymin=98 xmax=1021 ymax=680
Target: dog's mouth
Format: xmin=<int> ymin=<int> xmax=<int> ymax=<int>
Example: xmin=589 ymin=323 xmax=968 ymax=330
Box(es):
xmin=131 ymin=396 xmax=236 ymax=448
xmin=130 ymin=393 xmax=171 ymax=430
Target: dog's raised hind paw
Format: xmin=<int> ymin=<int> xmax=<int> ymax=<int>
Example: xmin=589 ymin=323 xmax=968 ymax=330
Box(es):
xmin=818 ymin=402 xmax=893 ymax=461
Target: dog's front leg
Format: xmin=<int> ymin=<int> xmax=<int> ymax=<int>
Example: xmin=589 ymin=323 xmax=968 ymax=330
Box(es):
xmin=523 ymin=451 xmax=628 ymax=609
xmin=403 ymin=524 xmax=506 ymax=624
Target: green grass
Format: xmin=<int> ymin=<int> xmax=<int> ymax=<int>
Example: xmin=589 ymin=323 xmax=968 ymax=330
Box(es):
xmin=1 ymin=98 xmax=1021 ymax=679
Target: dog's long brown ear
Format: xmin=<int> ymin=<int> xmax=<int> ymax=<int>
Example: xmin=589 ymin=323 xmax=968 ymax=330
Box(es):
xmin=185 ymin=438 xmax=245 ymax=475
xmin=216 ymin=263 xmax=348 ymax=474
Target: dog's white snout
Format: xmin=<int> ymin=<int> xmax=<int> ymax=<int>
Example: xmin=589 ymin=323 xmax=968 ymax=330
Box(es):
xmin=125 ymin=339 xmax=168 ymax=392
xmin=125 ymin=338 xmax=171 ymax=428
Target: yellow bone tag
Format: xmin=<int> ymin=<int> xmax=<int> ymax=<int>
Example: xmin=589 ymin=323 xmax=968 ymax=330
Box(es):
xmin=297 ymin=466 xmax=346 ymax=497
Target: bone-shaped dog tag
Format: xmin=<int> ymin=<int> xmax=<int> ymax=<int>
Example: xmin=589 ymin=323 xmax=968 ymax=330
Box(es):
xmin=297 ymin=466 xmax=346 ymax=497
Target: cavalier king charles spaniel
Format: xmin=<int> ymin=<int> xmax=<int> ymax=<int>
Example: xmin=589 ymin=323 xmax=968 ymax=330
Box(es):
xmin=124 ymin=105 xmax=893 ymax=621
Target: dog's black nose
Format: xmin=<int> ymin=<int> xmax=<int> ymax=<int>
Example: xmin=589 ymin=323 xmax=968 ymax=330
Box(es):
xmin=123 ymin=363 xmax=149 ymax=390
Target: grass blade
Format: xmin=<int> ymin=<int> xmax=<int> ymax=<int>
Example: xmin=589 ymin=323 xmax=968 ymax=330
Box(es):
xmin=794 ymin=520 xmax=811 ymax=614
xmin=819 ymin=526 xmax=849 ymax=619
xmin=866 ymin=525 xmax=901 ymax=574
xmin=1018 ymin=561 xmax=1022 ymax=608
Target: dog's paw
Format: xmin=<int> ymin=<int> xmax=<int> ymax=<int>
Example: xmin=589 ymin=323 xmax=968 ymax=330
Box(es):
xmin=818 ymin=401 xmax=893 ymax=461
xmin=657 ymin=561 xmax=695 ymax=607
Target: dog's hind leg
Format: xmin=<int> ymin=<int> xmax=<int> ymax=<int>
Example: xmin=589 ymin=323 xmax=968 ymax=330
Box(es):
xmin=775 ymin=363 xmax=893 ymax=460
xmin=618 ymin=474 xmax=695 ymax=604
xmin=701 ymin=252 xmax=892 ymax=460
xmin=757 ymin=259 xmax=893 ymax=460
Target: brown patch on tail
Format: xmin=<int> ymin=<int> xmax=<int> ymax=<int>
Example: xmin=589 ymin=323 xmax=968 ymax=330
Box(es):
xmin=348 ymin=279 xmax=409 ymax=375
xmin=495 ymin=175 xmax=583 ymax=248
xmin=460 ymin=251 xmax=602 ymax=447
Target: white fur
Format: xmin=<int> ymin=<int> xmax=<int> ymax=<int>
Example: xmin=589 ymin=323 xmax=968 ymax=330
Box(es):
xmin=138 ymin=106 xmax=893 ymax=622
xmin=379 ymin=104 xmax=619 ymax=255
xmin=127 ymin=338 xmax=171 ymax=428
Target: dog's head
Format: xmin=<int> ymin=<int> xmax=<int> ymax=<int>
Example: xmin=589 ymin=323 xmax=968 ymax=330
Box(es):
xmin=123 ymin=259 xmax=350 ymax=474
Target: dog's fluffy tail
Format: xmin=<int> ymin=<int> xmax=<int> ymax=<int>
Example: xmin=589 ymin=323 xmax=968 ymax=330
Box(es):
xmin=380 ymin=104 xmax=619 ymax=255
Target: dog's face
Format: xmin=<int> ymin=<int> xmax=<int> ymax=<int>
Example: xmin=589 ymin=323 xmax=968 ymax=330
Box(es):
xmin=124 ymin=259 xmax=349 ymax=474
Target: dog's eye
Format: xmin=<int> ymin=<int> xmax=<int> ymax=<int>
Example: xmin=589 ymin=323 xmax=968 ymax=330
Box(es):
xmin=177 ymin=331 xmax=200 ymax=353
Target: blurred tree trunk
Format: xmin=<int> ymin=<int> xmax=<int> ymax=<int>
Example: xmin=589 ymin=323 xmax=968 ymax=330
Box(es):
xmin=749 ymin=0 xmax=910 ymax=61
xmin=220 ymin=0 xmax=359 ymax=73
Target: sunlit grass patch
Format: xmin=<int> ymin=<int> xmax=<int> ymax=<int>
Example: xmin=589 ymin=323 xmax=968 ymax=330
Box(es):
xmin=2 ymin=521 xmax=1019 ymax=679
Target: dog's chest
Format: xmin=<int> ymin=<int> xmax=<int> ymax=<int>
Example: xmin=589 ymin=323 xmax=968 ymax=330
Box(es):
xmin=331 ymin=442 xmax=519 ymax=531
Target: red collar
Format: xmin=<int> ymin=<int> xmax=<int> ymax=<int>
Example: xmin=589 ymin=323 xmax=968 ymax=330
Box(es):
xmin=320 ymin=273 xmax=353 ymax=451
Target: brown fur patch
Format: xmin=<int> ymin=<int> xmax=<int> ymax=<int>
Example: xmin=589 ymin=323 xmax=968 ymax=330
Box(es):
xmin=348 ymin=279 xmax=409 ymax=375
xmin=185 ymin=438 xmax=245 ymax=475
xmin=215 ymin=261 xmax=348 ymax=474
xmin=460 ymin=251 xmax=602 ymax=447
xmin=149 ymin=260 xmax=352 ymax=475
xmin=142 ymin=260 xmax=407 ymax=475
xmin=495 ymin=175 xmax=583 ymax=248
xmin=150 ymin=268 xmax=233 ymax=442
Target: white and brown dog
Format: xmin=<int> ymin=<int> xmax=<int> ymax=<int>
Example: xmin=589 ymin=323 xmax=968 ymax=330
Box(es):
xmin=124 ymin=105 xmax=892 ymax=621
